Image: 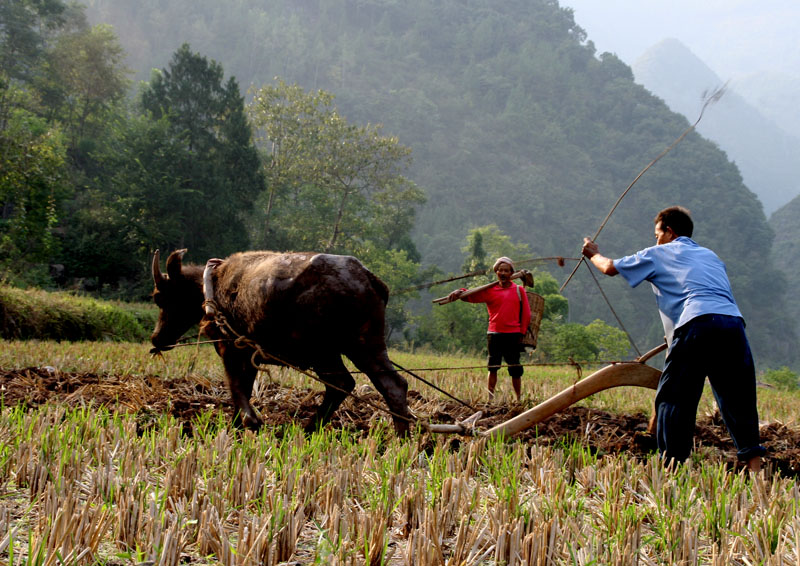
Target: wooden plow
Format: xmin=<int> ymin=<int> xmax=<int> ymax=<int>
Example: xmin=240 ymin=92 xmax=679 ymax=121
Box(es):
xmin=423 ymin=342 xmax=666 ymax=439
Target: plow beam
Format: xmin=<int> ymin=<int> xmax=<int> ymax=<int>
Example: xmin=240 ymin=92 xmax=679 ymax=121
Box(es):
xmin=484 ymin=358 xmax=662 ymax=441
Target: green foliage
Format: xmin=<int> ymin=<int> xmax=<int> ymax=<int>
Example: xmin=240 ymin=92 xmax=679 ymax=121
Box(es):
xmin=534 ymin=319 xmax=591 ymax=362
xmin=246 ymin=79 xmax=425 ymax=255
xmin=769 ymin=196 xmax=800 ymax=365
xmin=39 ymin=22 xmax=131 ymax=151
xmin=246 ymin=80 xmax=427 ymax=332
xmin=536 ymin=319 xmax=630 ymax=362
xmin=760 ymin=367 xmax=799 ymax=392
xmin=415 ymin=299 xmax=488 ymax=354
xmin=0 ymin=0 xmax=69 ymax=83
xmin=356 ymin=243 xmax=421 ymax=341
xmin=584 ymin=319 xmax=631 ymax=359
xmin=461 ymin=225 xmax=531 ymax=270
xmin=0 ymin=82 xmax=69 ymax=277
xmin=462 ymin=230 xmax=488 ymax=273
xmin=56 ymin=43 xmax=266 ymax=294
xmin=0 ymin=284 xmax=157 ymax=341
xmin=60 ymin=114 xmax=191 ymax=293
xmin=533 ymin=271 xmax=569 ymax=320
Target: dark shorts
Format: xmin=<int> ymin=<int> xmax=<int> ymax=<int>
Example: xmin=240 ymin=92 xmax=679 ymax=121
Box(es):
xmin=487 ymin=333 xmax=523 ymax=378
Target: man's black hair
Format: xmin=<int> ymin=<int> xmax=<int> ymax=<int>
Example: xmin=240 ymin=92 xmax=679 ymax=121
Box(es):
xmin=655 ymin=206 xmax=693 ymax=238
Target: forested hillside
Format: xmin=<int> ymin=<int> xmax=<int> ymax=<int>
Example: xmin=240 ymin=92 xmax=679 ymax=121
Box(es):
xmin=79 ymin=0 xmax=796 ymax=367
xmin=3 ymin=0 xmax=794 ymax=367
xmin=769 ymin=197 xmax=800 ymax=346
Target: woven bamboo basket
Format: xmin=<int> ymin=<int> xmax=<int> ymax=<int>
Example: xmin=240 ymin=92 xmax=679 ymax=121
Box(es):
xmin=523 ymin=290 xmax=545 ymax=349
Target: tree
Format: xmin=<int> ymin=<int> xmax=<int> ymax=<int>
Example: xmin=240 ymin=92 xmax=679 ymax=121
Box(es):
xmin=0 ymin=81 xmax=68 ymax=281
xmin=357 ymin=244 xmax=421 ymax=342
xmin=139 ymin=44 xmax=264 ymax=259
xmin=462 ymin=230 xmax=487 ymax=273
xmin=59 ymin=114 xmax=192 ymax=293
xmin=461 ymin=224 xmax=531 ymax=275
xmin=246 ymin=79 xmax=425 ymax=255
xmin=0 ymin=0 xmax=68 ymax=84
xmin=39 ymin=23 xmax=131 ymax=152
xmin=58 ymin=44 xmax=264 ymax=294
xmin=246 ymin=80 xmax=427 ymax=338
xmin=760 ymin=367 xmax=799 ymax=392
xmin=532 ymin=271 xmax=569 ymax=321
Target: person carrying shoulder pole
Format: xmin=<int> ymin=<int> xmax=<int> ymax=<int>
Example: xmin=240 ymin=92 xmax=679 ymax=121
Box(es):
xmin=448 ymin=257 xmax=531 ymax=403
xmin=581 ymin=206 xmax=765 ymax=471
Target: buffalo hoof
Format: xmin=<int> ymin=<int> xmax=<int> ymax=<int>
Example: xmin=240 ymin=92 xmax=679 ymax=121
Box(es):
xmin=393 ymin=418 xmax=412 ymax=438
xmin=233 ymin=412 xmax=263 ymax=431
xmin=303 ymin=417 xmax=326 ymax=436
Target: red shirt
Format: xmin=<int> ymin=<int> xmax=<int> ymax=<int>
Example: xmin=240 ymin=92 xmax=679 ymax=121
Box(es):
xmin=464 ymin=283 xmax=531 ymax=334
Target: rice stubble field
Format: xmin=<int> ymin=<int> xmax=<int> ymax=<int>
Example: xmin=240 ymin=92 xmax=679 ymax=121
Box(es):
xmin=0 ymin=340 xmax=799 ymax=565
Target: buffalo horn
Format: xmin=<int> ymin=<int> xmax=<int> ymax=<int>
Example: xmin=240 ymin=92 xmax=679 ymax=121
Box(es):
xmin=166 ymin=249 xmax=187 ymax=281
xmin=152 ymin=249 xmax=165 ymax=288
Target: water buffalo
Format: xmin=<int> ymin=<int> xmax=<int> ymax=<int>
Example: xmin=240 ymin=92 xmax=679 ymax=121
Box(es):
xmin=150 ymin=249 xmax=412 ymax=435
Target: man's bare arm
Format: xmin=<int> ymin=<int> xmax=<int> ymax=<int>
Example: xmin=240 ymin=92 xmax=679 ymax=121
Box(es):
xmin=582 ymin=238 xmax=619 ymax=276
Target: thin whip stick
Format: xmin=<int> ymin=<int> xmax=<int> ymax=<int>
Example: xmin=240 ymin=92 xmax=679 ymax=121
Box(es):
xmin=560 ymin=84 xmax=727 ymax=292
xmin=393 ymin=256 xmax=580 ymax=295
xmin=584 ymin=257 xmax=641 ymax=357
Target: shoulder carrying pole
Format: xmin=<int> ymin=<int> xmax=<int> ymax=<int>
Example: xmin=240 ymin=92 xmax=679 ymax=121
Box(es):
xmin=432 ymin=270 xmax=533 ymax=305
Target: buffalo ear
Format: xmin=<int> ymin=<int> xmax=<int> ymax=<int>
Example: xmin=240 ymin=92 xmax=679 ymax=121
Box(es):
xmin=166 ymin=249 xmax=188 ymax=281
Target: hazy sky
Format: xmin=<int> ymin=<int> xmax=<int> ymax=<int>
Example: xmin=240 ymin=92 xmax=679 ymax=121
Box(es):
xmin=559 ymin=0 xmax=799 ymax=80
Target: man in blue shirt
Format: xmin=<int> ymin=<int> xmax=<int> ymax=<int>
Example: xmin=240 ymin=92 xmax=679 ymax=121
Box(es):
xmin=581 ymin=206 xmax=765 ymax=471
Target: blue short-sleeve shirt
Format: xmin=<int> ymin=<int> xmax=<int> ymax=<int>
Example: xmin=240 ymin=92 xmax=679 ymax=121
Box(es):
xmin=613 ymin=237 xmax=742 ymax=341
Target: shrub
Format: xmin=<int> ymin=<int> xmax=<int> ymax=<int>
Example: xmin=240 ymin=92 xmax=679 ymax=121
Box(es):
xmin=534 ymin=319 xmax=630 ymax=363
xmin=761 ymin=367 xmax=799 ymax=391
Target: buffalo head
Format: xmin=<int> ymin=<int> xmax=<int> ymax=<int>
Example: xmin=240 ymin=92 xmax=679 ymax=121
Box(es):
xmin=150 ymin=249 xmax=205 ymax=353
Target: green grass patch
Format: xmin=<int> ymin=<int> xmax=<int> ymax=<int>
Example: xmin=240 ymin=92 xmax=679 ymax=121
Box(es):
xmin=0 ymin=284 xmax=157 ymax=342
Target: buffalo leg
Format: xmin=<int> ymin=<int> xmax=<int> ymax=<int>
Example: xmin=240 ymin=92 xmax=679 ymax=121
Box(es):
xmin=218 ymin=344 xmax=263 ymax=430
xmin=349 ymin=349 xmax=412 ymax=436
xmin=307 ymin=355 xmax=356 ymax=433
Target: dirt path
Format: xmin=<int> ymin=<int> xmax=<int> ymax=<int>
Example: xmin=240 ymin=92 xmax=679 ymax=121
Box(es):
xmin=2 ymin=367 xmax=798 ymax=478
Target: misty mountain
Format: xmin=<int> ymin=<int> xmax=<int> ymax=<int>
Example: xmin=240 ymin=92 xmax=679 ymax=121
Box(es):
xmin=632 ymin=38 xmax=800 ymax=214
xmin=82 ymin=0 xmax=796 ymax=368
xmin=731 ymin=70 xmax=800 ymax=142
xmin=769 ymin=195 xmax=800 ymax=345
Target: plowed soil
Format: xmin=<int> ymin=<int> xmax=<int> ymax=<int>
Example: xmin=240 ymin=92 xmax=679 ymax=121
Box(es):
xmin=2 ymin=367 xmax=799 ymax=478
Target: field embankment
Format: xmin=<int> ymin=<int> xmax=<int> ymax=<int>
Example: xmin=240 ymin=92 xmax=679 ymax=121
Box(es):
xmin=0 ymin=284 xmax=157 ymax=342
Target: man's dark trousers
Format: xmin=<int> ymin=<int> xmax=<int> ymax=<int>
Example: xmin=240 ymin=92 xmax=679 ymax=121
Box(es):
xmin=655 ymin=313 xmax=766 ymax=464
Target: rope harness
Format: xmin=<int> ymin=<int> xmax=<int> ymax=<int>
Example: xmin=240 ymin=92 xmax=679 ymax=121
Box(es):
xmin=167 ymin=334 xmax=624 ymax=378
xmin=161 ymin=315 xmax=616 ymax=440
